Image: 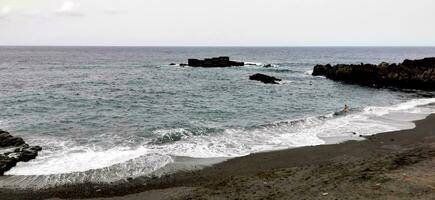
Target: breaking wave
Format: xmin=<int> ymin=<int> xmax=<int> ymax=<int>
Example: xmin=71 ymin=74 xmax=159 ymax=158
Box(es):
xmin=2 ymin=98 xmax=435 ymax=189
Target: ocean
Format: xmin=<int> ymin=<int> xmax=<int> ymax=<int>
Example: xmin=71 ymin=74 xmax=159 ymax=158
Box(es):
xmin=1 ymin=46 xmax=435 ymax=188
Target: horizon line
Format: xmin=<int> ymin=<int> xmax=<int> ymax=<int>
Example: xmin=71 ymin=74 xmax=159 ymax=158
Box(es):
xmin=1 ymin=45 xmax=435 ymax=48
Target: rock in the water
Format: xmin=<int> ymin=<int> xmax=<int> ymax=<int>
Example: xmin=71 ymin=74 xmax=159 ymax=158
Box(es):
xmin=0 ymin=129 xmax=42 ymax=175
xmin=0 ymin=129 xmax=25 ymax=147
xmin=312 ymin=57 xmax=435 ymax=90
xmin=249 ymin=73 xmax=281 ymax=84
xmin=187 ymin=56 xmax=244 ymax=67
xmin=169 ymin=63 xmax=176 ymax=66
xmin=0 ymin=154 xmax=17 ymax=175
xmin=7 ymin=145 xmax=42 ymax=162
xmin=263 ymin=64 xmax=273 ymax=68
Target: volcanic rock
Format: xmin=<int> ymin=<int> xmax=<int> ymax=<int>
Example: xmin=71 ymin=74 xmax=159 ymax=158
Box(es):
xmin=0 ymin=129 xmax=42 ymax=175
xmin=312 ymin=57 xmax=435 ymax=90
xmin=0 ymin=129 xmax=25 ymax=147
xmin=249 ymin=73 xmax=281 ymax=84
xmin=187 ymin=56 xmax=244 ymax=67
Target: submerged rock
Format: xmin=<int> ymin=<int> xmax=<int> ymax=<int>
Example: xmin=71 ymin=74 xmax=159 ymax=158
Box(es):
xmin=0 ymin=129 xmax=42 ymax=175
xmin=312 ymin=57 xmax=435 ymax=90
xmin=187 ymin=56 xmax=244 ymax=67
xmin=249 ymin=73 xmax=282 ymax=84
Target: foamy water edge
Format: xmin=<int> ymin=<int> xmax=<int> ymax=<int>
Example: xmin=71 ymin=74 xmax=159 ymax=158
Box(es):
xmin=1 ymin=97 xmax=435 ymax=189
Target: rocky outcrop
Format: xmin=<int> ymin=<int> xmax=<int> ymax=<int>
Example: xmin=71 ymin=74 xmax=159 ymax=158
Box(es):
xmin=0 ymin=129 xmax=42 ymax=175
xmin=0 ymin=129 xmax=25 ymax=147
xmin=249 ymin=73 xmax=281 ymax=84
xmin=188 ymin=57 xmax=244 ymax=67
xmin=312 ymin=57 xmax=435 ymax=90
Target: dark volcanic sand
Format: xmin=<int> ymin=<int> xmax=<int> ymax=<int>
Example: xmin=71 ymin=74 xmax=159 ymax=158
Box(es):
xmin=1 ymin=114 xmax=434 ymax=200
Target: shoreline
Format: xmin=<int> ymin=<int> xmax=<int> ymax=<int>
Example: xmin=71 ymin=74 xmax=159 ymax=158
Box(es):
xmin=0 ymin=114 xmax=434 ymax=199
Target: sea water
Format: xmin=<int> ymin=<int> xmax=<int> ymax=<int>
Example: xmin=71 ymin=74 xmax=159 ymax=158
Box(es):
xmin=0 ymin=47 xmax=434 ymax=188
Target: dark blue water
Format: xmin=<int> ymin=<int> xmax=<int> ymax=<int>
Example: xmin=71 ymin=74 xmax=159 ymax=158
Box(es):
xmin=0 ymin=47 xmax=434 ymax=187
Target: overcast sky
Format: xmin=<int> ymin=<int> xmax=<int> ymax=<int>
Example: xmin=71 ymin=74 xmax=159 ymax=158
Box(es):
xmin=1 ymin=0 xmax=434 ymax=46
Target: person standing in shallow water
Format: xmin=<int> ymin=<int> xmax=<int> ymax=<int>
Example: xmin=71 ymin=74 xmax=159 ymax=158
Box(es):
xmin=343 ymin=104 xmax=350 ymax=113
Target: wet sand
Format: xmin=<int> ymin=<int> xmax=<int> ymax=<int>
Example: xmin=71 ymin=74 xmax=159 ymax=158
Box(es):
xmin=1 ymin=114 xmax=434 ymax=200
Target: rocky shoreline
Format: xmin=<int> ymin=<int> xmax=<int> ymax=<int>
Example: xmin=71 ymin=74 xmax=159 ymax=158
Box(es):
xmin=0 ymin=129 xmax=42 ymax=175
xmin=312 ymin=57 xmax=435 ymax=90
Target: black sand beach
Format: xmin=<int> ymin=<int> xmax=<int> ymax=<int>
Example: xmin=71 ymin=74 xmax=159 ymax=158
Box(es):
xmin=2 ymin=0 xmax=435 ymax=199
xmin=1 ymin=114 xmax=434 ymax=200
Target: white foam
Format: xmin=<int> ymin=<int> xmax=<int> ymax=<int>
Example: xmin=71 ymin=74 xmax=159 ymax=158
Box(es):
xmin=3 ymin=98 xmax=435 ymax=188
xmin=1 ymin=154 xmax=173 ymax=189
xmin=153 ymin=98 xmax=435 ymax=161
xmin=6 ymin=146 xmax=152 ymax=175
xmin=317 ymin=98 xmax=435 ymax=139
xmin=304 ymin=70 xmax=313 ymax=75
xmin=364 ymin=98 xmax=435 ymax=116
xmin=152 ymin=128 xmax=193 ymax=140
xmin=278 ymin=80 xmax=293 ymax=84
xmin=244 ymin=61 xmax=263 ymax=66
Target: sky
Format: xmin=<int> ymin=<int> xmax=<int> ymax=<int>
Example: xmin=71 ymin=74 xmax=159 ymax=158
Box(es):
xmin=0 ymin=0 xmax=434 ymax=46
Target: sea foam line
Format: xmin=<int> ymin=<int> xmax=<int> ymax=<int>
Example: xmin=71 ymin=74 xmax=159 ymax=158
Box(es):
xmin=2 ymin=98 xmax=434 ymax=188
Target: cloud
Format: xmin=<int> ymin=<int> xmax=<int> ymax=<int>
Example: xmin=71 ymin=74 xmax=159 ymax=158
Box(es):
xmin=0 ymin=6 xmax=11 ymax=19
xmin=0 ymin=6 xmax=48 ymax=21
xmin=103 ymin=9 xmax=126 ymax=15
xmin=53 ymin=1 xmax=84 ymax=17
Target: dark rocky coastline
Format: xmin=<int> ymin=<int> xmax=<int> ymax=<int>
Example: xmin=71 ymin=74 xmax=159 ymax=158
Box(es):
xmin=187 ymin=56 xmax=244 ymax=67
xmin=312 ymin=57 xmax=435 ymax=90
xmin=0 ymin=129 xmax=42 ymax=175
